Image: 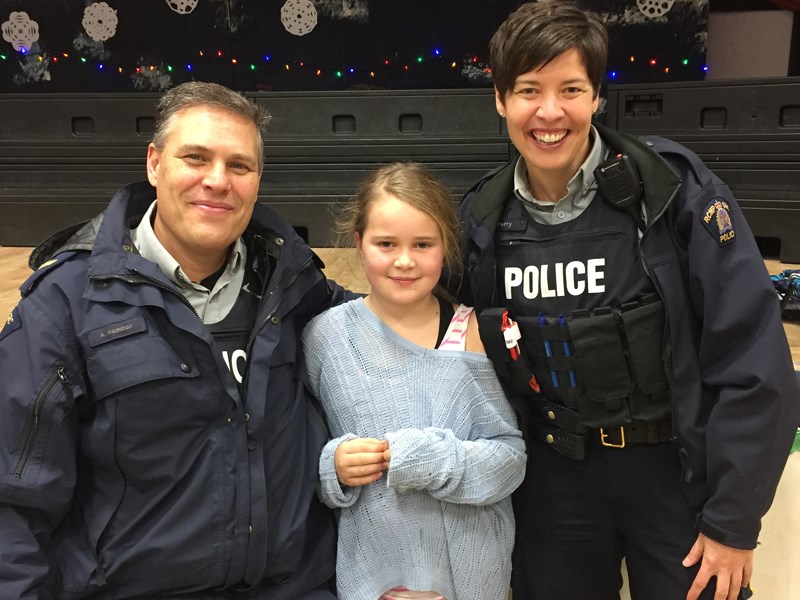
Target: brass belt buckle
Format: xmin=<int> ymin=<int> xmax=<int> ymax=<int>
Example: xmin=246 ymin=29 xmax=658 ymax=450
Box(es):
xmin=600 ymin=426 xmax=626 ymax=448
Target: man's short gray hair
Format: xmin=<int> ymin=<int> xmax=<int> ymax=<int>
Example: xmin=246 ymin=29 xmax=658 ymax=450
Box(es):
xmin=152 ymin=81 xmax=271 ymax=169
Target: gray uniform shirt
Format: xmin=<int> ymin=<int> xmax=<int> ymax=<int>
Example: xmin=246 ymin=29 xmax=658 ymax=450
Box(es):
xmin=513 ymin=125 xmax=608 ymax=225
xmin=130 ymin=200 xmax=246 ymax=324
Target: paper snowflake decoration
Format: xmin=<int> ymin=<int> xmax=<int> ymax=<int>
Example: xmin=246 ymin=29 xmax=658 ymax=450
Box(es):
xmin=83 ymin=2 xmax=118 ymax=42
xmin=281 ymin=0 xmax=318 ymax=36
xmin=2 ymin=11 xmax=40 ymax=53
xmin=166 ymin=0 xmax=200 ymax=15
xmin=636 ymin=0 xmax=675 ymax=18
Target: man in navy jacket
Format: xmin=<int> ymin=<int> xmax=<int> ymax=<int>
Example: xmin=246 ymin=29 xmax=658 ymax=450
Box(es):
xmin=0 ymin=82 xmax=345 ymax=599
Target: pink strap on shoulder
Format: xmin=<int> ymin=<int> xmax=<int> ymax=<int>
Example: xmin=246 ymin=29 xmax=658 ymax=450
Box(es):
xmin=437 ymin=304 xmax=474 ymax=351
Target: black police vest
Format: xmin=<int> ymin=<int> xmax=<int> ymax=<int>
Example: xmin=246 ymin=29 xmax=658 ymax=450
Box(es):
xmin=207 ymin=267 xmax=261 ymax=386
xmin=483 ymin=193 xmax=670 ymax=428
xmin=495 ymin=191 xmax=651 ymax=314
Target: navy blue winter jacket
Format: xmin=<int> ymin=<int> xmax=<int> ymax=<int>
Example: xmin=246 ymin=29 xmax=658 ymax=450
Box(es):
xmin=0 ymin=182 xmax=344 ymax=599
xmin=456 ymin=124 xmax=800 ymax=550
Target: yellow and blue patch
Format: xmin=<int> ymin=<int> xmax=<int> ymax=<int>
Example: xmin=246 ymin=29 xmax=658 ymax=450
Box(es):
xmin=20 ymin=251 xmax=78 ymax=297
xmin=701 ymin=197 xmax=736 ymax=247
xmin=0 ymin=306 xmax=22 ymax=342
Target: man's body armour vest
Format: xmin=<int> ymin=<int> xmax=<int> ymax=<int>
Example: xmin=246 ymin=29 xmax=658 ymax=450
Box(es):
xmin=481 ymin=191 xmax=671 ymax=428
xmin=207 ymin=265 xmax=262 ymax=387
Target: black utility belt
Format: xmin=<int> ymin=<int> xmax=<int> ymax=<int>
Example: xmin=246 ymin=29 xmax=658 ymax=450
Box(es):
xmin=478 ymin=295 xmax=672 ymax=429
xmin=530 ymin=409 xmax=674 ymax=460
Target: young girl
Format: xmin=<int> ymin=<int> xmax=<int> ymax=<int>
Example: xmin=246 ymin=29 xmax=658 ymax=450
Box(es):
xmin=302 ymin=162 xmax=526 ymax=600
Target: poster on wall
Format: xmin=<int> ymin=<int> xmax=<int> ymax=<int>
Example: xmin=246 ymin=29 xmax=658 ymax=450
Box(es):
xmin=0 ymin=0 xmax=709 ymax=93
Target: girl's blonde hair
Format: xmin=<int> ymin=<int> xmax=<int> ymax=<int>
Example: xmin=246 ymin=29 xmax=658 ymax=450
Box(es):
xmin=337 ymin=162 xmax=463 ymax=282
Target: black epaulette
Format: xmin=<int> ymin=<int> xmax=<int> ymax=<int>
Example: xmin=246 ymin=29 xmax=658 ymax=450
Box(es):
xmin=20 ymin=250 xmax=79 ymax=298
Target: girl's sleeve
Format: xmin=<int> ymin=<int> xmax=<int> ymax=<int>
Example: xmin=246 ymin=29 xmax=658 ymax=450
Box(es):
xmin=318 ymin=434 xmax=362 ymax=508
xmin=384 ymin=372 xmax=526 ymax=506
xmin=302 ymin=313 xmax=363 ymax=509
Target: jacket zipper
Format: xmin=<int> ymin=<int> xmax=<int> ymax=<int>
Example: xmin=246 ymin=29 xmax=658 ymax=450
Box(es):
xmin=638 ymin=180 xmax=682 ymax=439
xmin=241 ymin=257 xmax=313 ymax=396
xmin=92 ymin=273 xmax=201 ymax=319
xmin=15 ymin=367 xmax=71 ymax=478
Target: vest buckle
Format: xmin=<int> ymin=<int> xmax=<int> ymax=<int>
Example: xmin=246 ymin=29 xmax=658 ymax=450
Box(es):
xmin=599 ymin=426 xmax=626 ymax=448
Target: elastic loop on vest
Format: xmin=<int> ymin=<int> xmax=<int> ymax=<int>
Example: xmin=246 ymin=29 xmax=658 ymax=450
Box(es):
xmin=480 ymin=297 xmax=670 ymax=429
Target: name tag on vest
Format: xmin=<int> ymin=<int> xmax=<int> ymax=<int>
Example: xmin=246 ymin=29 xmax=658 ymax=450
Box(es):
xmin=498 ymin=219 xmax=527 ymax=232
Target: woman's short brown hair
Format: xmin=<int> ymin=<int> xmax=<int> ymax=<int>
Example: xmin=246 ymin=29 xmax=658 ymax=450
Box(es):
xmin=490 ymin=1 xmax=608 ymax=101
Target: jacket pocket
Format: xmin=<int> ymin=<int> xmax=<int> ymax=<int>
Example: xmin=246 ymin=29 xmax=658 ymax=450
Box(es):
xmin=86 ymin=332 xmax=198 ymax=400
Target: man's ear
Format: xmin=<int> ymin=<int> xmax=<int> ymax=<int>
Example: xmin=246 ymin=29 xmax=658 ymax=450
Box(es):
xmin=146 ymin=144 xmax=159 ymax=187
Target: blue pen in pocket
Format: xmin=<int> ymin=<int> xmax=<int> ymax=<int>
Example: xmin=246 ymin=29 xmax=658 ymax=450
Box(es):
xmin=538 ymin=313 xmax=559 ymax=388
xmin=559 ymin=314 xmax=578 ymax=388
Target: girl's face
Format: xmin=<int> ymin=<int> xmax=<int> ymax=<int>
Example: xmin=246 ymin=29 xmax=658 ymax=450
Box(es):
xmin=355 ymin=193 xmax=445 ymax=311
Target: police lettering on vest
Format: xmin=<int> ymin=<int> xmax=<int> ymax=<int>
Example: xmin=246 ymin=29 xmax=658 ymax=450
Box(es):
xmin=208 ymin=268 xmax=260 ymax=385
xmin=504 ymin=259 xmax=605 ymax=300
xmin=221 ymin=349 xmax=248 ymax=384
xmin=495 ymin=192 xmax=650 ymax=316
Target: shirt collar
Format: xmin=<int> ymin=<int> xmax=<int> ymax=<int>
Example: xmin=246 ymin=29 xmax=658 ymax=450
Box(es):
xmin=130 ymin=200 xmax=245 ymax=292
xmin=513 ymin=125 xmax=607 ymax=212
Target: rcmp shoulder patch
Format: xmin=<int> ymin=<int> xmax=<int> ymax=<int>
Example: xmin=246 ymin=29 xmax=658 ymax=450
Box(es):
xmin=0 ymin=306 xmax=22 ymax=342
xmin=701 ymin=197 xmax=736 ymax=247
xmin=20 ymin=250 xmax=79 ymax=297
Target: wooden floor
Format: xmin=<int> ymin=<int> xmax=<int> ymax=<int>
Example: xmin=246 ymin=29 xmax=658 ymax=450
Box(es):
xmin=0 ymin=246 xmax=31 ymax=319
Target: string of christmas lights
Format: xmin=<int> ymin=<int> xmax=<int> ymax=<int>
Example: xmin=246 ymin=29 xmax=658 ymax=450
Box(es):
xmin=2 ymin=46 xmax=487 ymax=80
xmin=0 ymin=46 xmax=708 ymax=83
xmin=607 ymin=55 xmax=709 ymax=79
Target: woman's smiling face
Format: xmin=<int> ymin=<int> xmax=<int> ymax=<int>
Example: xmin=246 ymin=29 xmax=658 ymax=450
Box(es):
xmin=497 ymin=47 xmax=599 ymax=198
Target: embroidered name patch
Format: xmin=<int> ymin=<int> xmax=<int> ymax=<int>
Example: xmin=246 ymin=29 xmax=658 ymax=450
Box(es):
xmin=0 ymin=306 xmax=22 ymax=342
xmin=498 ymin=219 xmax=527 ymax=232
xmin=87 ymin=316 xmax=147 ymax=347
xmin=701 ymin=197 xmax=736 ymax=246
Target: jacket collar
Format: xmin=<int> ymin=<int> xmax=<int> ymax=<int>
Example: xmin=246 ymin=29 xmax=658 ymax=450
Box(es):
xmin=30 ymin=181 xmax=317 ymax=280
xmin=595 ymin=123 xmax=681 ymax=228
xmin=466 ymin=123 xmax=681 ymax=233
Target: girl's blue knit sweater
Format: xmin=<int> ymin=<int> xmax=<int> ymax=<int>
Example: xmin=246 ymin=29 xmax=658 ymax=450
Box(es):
xmin=302 ymin=298 xmax=526 ymax=600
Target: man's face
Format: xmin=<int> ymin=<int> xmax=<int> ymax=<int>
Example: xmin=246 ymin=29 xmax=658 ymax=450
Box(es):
xmin=496 ymin=47 xmax=599 ymax=199
xmin=146 ymin=105 xmax=262 ymax=267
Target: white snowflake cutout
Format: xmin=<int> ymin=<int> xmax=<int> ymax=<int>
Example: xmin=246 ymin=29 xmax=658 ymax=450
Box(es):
xmin=166 ymin=0 xmax=199 ymax=15
xmin=281 ymin=0 xmax=318 ymax=37
xmin=636 ymin=0 xmax=676 ymax=19
xmin=1 ymin=12 xmax=40 ymax=52
xmin=83 ymin=2 xmax=118 ymax=42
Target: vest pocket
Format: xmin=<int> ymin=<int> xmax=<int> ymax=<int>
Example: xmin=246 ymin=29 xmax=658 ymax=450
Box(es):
xmin=620 ymin=300 xmax=671 ymax=421
xmin=569 ymin=310 xmax=633 ymax=427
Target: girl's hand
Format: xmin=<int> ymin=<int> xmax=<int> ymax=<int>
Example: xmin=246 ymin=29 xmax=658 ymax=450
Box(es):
xmin=334 ymin=438 xmax=389 ymax=487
